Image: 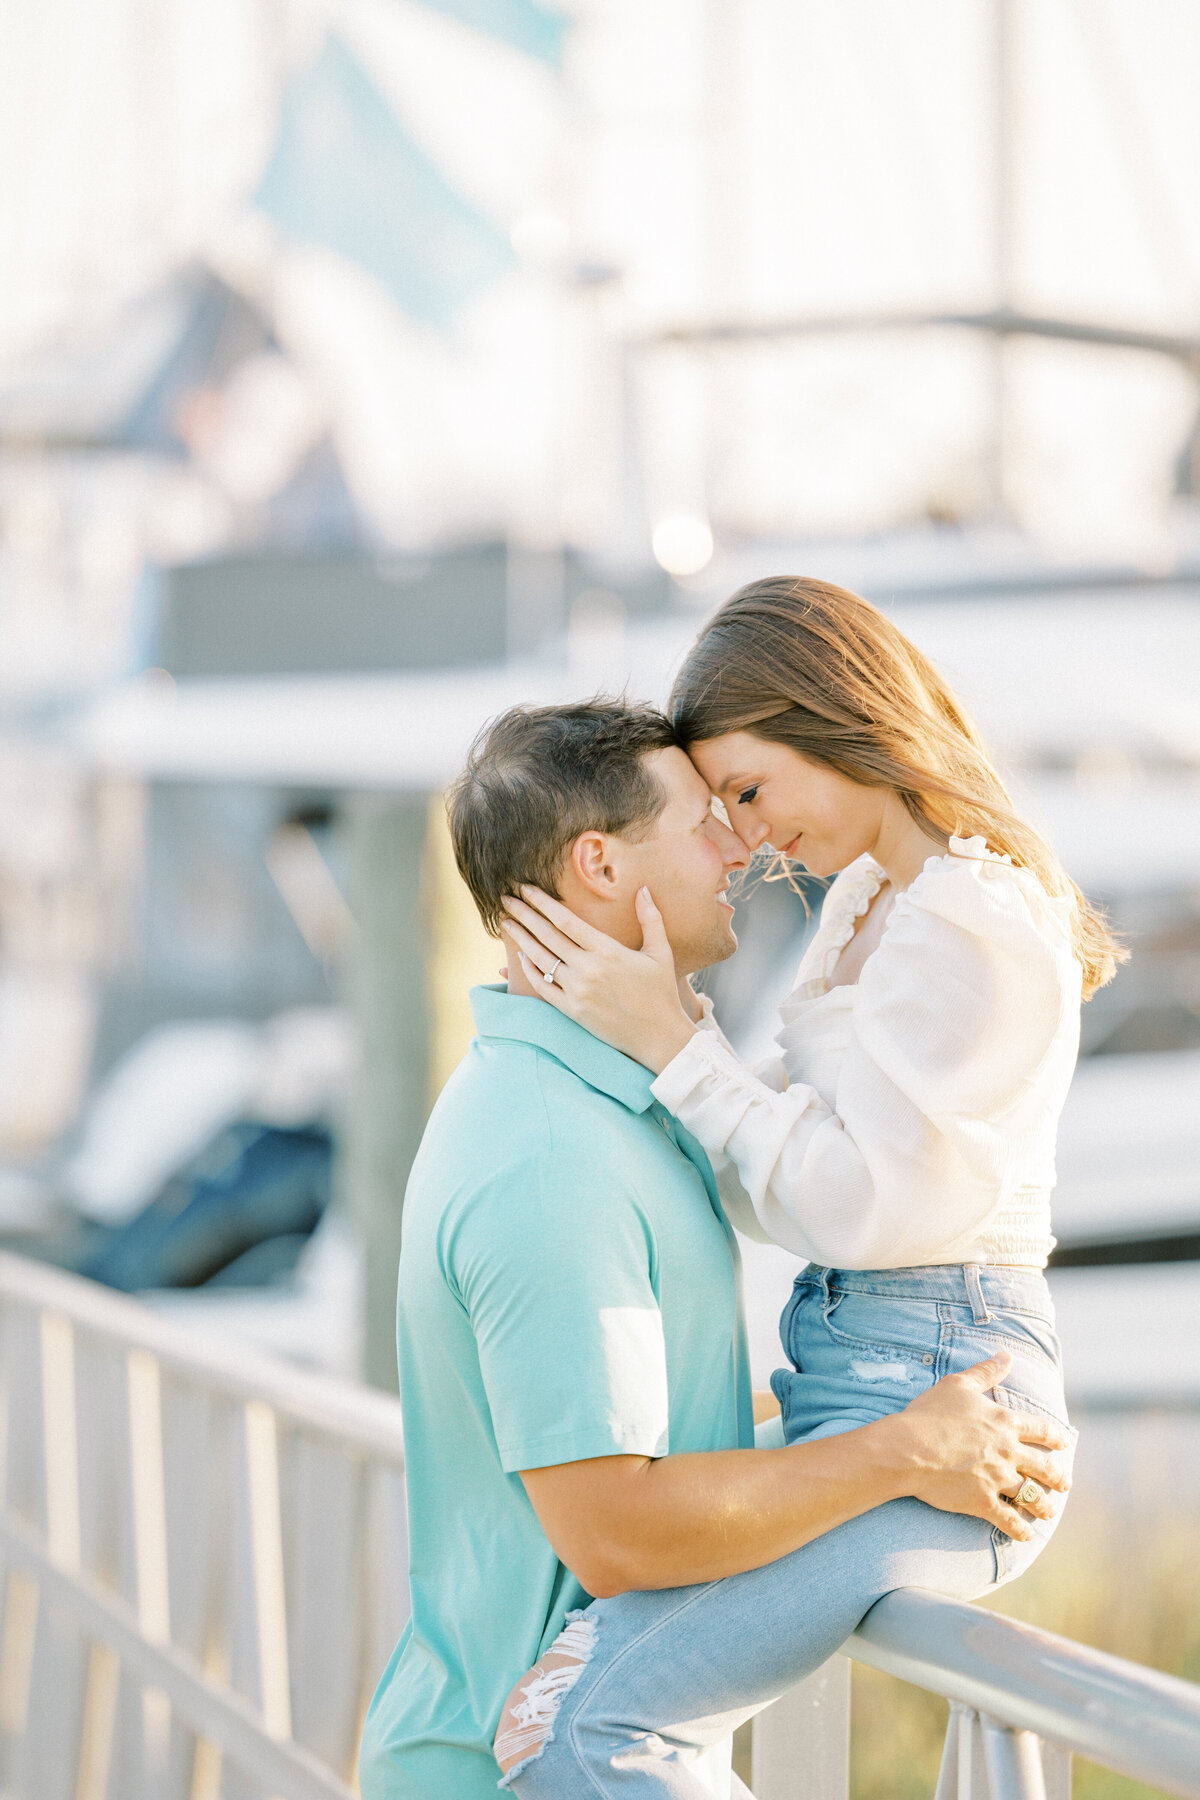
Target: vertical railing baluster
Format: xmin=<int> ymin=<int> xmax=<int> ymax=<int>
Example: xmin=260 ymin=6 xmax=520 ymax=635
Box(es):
xmin=956 ymin=1706 xmax=990 ymax=1800
xmin=28 ymin=1309 xmax=89 ymax=1800
xmin=1040 ymin=1739 xmax=1072 ymax=1800
xmin=75 ymin=1641 xmax=120 ymax=1800
xmin=286 ymin=1434 xmax=362 ymax=1778
xmin=0 ymin=1570 xmax=38 ymax=1741
xmin=933 ymin=1701 xmax=962 ymax=1800
xmin=127 ymin=1348 xmax=173 ymax=1798
xmin=41 ymin=1314 xmax=81 ymax=1575
xmin=980 ymin=1715 xmax=1049 ymax=1800
xmin=242 ymin=1396 xmax=292 ymax=1800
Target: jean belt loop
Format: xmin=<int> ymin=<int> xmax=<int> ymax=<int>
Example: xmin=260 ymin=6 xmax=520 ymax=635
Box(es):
xmin=964 ymin=1262 xmax=993 ymax=1325
xmin=819 ymin=1265 xmax=838 ymax=1319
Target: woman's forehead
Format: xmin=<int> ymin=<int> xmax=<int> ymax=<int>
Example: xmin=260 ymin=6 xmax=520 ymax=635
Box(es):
xmin=687 ymin=731 xmax=766 ymax=789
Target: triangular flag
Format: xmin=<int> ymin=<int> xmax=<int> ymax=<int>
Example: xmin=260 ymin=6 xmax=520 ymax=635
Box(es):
xmin=411 ymin=0 xmax=569 ymax=67
xmin=255 ymin=35 xmax=514 ymax=328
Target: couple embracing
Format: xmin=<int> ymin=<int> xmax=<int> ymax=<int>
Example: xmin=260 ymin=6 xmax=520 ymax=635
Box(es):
xmin=359 ymin=576 xmax=1118 ymax=1799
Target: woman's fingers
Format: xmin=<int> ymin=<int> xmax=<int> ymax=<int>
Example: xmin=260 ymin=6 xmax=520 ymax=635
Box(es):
xmin=518 ymin=885 xmax=608 ymax=950
xmin=504 ymin=918 xmax=562 ymax=979
xmin=635 ymin=885 xmax=675 ymax=965
xmin=517 ymin=951 xmax=569 ymax=1010
xmin=503 ymin=895 xmax=579 ymax=962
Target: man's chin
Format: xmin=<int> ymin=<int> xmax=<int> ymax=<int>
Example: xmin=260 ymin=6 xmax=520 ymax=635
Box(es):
xmin=679 ymin=922 xmax=738 ymax=977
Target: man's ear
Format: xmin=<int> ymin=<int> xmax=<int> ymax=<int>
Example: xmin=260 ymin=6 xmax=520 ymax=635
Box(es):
xmin=568 ymin=830 xmax=621 ymax=900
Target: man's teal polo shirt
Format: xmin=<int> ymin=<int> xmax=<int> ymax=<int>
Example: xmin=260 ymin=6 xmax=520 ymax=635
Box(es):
xmin=359 ymin=984 xmax=754 ymax=1800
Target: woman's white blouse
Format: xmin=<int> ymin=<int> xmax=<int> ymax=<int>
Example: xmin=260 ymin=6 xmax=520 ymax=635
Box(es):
xmin=651 ymin=837 xmax=1082 ymax=1270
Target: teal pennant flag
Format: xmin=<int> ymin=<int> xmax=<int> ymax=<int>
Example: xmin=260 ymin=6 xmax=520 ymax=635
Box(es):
xmin=255 ymin=35 xmax=515 ymax=328
xmin=412 ymin=0 xmax=569 ymax=67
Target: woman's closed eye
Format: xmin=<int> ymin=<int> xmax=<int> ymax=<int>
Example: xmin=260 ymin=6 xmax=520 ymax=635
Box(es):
xmin=736 ymin=785 xmax=759 ymax=806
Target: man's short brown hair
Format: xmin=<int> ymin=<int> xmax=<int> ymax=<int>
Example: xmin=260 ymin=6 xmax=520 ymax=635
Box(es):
xmin=448 ymin=701 xmax=680 ymax=936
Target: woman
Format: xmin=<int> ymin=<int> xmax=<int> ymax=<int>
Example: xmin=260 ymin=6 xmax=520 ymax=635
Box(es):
xmin=494 ymin=577 xmax=1121 ymax=1798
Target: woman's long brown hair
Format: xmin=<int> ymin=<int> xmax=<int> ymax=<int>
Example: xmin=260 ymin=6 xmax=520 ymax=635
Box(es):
xmin=670 ymin=576 xmax=1123 ymax=998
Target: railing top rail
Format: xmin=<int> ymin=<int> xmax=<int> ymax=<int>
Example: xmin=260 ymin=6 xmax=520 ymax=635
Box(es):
xmin=0 ymin=1251 xmax=405 ymax=1460
xmin=851 ymin=1587 xmax=1200 ymax=1800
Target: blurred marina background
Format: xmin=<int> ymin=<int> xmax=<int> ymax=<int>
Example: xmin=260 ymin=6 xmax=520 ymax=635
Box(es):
xmin=1 ymin=2 xmax=1199 ymax=1793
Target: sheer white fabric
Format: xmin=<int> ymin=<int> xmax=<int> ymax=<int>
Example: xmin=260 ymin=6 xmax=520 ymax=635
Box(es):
xmin=659 ymin=839 xmax=1082 ymax=1270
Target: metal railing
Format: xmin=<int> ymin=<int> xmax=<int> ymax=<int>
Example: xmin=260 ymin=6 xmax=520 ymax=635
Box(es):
xmin=0 ymin=1251 xmax=1197 ymax=1800
xmin=0 ymin=1251 xmax=406 ymax=1799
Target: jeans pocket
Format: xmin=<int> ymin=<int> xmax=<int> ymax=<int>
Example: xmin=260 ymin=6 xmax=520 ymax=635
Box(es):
xmin=942 ymin=1321 xmax=1070 ymax=1431
xmin=774 ymin=1290 xmax=942 ymax=1445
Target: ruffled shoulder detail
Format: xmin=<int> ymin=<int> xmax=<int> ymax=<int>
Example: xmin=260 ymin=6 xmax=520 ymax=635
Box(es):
xmin=780 ymin=854 xmax=884 ymax=1016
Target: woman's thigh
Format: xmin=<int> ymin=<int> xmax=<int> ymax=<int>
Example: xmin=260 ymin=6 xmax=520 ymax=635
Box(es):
xmin=509 ymin=1497 xmax=999 ymax=1800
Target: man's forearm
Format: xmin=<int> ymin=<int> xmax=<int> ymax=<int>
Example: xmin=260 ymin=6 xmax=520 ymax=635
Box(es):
xmin=522 ymin=1353 xmax=1058 ymax=1598
xmin=590 ymin=1419 xmax=909 ymax=1595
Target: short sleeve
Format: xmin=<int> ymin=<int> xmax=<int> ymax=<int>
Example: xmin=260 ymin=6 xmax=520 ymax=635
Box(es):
xmin=442 ymin=1152 xmax=669 ymax=1472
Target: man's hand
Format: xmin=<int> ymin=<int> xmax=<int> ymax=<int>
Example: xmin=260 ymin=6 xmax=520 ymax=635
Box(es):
xmin=877 ymin=1350 xmax=1070 ymax=1540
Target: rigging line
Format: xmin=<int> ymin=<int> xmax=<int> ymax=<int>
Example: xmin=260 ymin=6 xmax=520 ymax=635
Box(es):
xmin=1065 ymin=0 xmax=1200 ymax=310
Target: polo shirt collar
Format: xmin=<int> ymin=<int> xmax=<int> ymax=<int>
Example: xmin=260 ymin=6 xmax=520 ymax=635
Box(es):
xmin=470 ymin=983 xmax=656 ymax=1114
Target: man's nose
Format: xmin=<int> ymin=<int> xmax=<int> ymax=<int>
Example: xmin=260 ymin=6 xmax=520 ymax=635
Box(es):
xmin=720 ymin=822 xmax=752 ymax=867
xmin=726 ymin=814 xmax=770 ymax=856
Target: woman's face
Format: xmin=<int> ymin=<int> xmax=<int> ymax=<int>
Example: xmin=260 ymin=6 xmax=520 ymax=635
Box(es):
xmin=688 ymin=730 xmax=889 ymax=878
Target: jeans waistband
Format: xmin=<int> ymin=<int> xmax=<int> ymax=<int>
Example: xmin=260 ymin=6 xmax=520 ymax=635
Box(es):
xmin=799 ymin=1263 xmax=1054 ymax=1322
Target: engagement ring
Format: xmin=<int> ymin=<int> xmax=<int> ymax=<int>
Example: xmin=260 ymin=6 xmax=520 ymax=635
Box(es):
xmin=544 ymin=958 xmax=562 ymax=986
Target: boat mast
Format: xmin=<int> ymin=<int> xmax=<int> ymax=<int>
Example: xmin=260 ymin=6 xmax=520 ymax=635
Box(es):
xmin=702 ymin=0 xmax=743 ymax=541
xmin=988 ymin=0 xmax=1017 ymax=517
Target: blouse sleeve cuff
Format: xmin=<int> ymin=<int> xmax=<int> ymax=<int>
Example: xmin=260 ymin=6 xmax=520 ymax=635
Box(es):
xmin=651 ymin=1025 xmax=751 ymax=1120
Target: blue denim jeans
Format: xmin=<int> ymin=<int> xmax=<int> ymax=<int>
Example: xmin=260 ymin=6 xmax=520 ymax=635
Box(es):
xmin=505 ymin=1263 xmax=1076 ymax=1800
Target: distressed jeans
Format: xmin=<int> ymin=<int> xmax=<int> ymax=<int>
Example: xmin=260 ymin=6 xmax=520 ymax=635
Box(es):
xmin=503 ymin=1263 xmax=1076 ymax=1800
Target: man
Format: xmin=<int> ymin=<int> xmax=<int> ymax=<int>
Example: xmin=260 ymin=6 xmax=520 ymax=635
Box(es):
xmin=358 ymin=700 xmax=1061 ymax=1800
